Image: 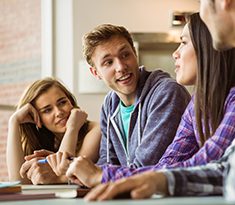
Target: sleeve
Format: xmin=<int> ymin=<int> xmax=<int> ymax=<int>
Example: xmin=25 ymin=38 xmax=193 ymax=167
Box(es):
xmin=163 ymin=164 xmax=224 ymax=196
xmin=96 ymin=96 xmax=120 ymax=166
xmin=163 ymin=154 xmax=229 ymax=196
xmin=155 ymin=99 xmax=199 ymax=168
xmin=101 ymin=139 xmax=234 ymax=184
xmin=159 ymin=95 xmax=235 ymax=168
xmin=101 ymin=164 xmax=154 ymax=183
xmin=132 ymin=81 xmax=191 ymax=167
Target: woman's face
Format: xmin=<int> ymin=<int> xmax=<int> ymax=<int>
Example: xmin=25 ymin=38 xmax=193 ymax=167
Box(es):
xmin=172 ymin=23 xmax=197 ymax=86
xmin=34 ymin=86 xmax=73 ymax=136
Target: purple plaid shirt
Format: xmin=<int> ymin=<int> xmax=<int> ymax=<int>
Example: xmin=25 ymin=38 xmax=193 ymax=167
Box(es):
xmin=101 ymin=87 xmax=235 ymax=183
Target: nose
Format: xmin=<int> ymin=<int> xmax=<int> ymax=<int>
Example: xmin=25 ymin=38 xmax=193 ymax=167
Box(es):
xmin=172 ymin=47 xmax=180 ymax=60
xmin=55 ymin=106 xmax=64 ymax=117
xmin=115 ymin=58 xmax=127 ymax=72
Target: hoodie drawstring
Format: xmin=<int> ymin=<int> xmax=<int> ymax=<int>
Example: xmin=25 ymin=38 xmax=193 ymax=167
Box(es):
xmin=137 ymin=103 xmax=142 ymax=146
xmin=106 ymin=113 xmax=110 ymax=165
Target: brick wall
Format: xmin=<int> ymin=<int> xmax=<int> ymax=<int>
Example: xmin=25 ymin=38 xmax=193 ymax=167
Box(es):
xmin=0 ymin=0 xmax=41 ymax=181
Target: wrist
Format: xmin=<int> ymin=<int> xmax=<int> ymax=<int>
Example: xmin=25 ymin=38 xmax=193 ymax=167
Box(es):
xmin=91 ymin=167 xmax=103 ymax=187
xmin=153 ymin=172 xmax=169 ymax=195
xmin=66 ymin=125 xmax=80 ymax=135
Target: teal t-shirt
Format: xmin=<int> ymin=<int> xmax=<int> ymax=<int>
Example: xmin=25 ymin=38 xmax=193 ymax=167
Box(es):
xmin=119 ymin=101 xmax=135 ymax=148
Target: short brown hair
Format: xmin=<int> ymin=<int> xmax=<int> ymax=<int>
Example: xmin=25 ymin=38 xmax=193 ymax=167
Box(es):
xmin=82 ymin=24 xmax=136 ymax=67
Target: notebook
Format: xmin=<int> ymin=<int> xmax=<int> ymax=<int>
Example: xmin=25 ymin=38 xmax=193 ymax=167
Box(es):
xmin=22 ymin=184 xmax=90 ymax=198
xmin=0 ymin=181 xmax=55 ymax=201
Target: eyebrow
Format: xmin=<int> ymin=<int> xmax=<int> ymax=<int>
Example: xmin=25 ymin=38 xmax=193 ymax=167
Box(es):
xmin=101 ymin=44 xmax=129 ymax=60
xmin=38 ymin=105 xmax=51 ymax=112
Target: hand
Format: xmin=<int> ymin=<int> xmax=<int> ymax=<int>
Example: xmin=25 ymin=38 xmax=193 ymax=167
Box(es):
xmin=46 ymin=151 xmax=73 ymax=176
xmin=20 ymin=157 xmax=65 ymax=184
xmin=66 ymin=156 xmax=102 ymax=188
xmin=10 ymin=103 xmax=41 ymax=128
xmin=84 ymin=171 xmax=168 ymax=201
xmin=24 ymin=149 xmax=54 ymax=161
xmin=66 ymin=108 xmax=87 ymax=131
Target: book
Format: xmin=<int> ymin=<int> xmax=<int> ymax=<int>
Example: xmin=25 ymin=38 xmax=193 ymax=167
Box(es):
xmin=22 ymin=184 xmax=90 ymax=198
xmin=0 ymin=192 xmax=55 ymax=201
xmin=0 ymin=181 xmax=21 ymax=194
xmin=0 ymin=182 xmax=55 ymax=201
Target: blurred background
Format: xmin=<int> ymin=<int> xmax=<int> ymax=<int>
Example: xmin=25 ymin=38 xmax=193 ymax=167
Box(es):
xmin=0 ymin=0 xmax=199 ymax=181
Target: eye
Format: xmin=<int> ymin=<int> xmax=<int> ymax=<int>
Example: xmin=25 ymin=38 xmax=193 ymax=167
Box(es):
xmin=121 ymin=51 xmax=130 ymax=59
xmin=103 ymin=60 xmax=113 ymax=67
xmin=41 ymin=108 xmax=52 ymax=114
xmin=58 ymin=99 xmax=67 ymax=106
xmin=180 ymin=40 xmax=187 ymax=45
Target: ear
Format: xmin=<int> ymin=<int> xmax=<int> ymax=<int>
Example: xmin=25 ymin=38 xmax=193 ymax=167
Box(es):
xmin=89 ymin=67 xmax=102 ymax=80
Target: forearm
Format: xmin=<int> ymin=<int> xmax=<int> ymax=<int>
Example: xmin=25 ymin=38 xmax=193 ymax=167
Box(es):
xmin=58 ymin=126 xmax=79 ymax=155
xmin=6 ymin=117 xmax=25 ymax=181
xmin=78 ymin=121 xmax=101 ymax=162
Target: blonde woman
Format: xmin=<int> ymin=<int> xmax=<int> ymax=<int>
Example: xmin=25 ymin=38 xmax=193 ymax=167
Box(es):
xmin=7 ymin=77 xmax=101 ymax=184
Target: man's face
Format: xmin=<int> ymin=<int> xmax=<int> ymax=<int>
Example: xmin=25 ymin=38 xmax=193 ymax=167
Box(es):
xmin=90 ymin=36 xmax=139 ymax=106
xmin=200 ymin=0 xmax=235 ymax=50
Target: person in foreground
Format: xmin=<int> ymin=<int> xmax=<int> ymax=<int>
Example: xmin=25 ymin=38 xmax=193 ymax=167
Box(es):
xmin=6 ymin=77 xmax=101 ymax=184
xmin=83 ymin=12 xmax=235 ymax=200
xmin=48 ymin=24 xmax=190 ymax=183
xmin=200 ymin=0 xmax=235 ymax=50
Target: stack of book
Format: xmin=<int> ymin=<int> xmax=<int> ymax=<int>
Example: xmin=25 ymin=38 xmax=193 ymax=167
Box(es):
xmin=0 ymin=182 xmax=90 ymax=201
xmin=0 ymin=181 xmax=55 ymax=201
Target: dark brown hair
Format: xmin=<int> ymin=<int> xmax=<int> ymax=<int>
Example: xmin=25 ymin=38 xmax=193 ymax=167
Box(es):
xmin=82 ymin=24 xmax=136 ymax=67
xmin=189 ymin=13 xmax=235 ymax=145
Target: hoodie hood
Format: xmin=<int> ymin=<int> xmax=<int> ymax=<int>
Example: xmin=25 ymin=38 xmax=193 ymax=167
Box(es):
xmin=105 ymin=66 xmax=171 ymax=115
xmin=136 ymin=66 xmax=171 ymax=104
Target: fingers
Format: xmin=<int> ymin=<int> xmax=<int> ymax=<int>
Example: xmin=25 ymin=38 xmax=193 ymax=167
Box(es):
xmin=85 ymin=171 xmax=161 ymax=201
xmin=67 ymin=108 xmax=88 ymax=129
xmin=30 ymin=106 xmax=41 ymax=128
xmin=66 ymin=156 xmax=102 ymax=188
xmin=20 ymin=159 xmax=36 ymax=178
xmin=85 ymin=178 xmax=134 ymax=201
xmin=24 ymin=149 xmax=54 ymax=161
xmin=84 ymin=183 xmax=110 ymax=201
xmin=131 ymin=183 xmax=154 ymax=199
xmin=27 ymin=163 xmax=60 ymax=185
xmin=46 ymin=152 xmax=72 ymax=176
xmin=98 ymin=179 xmax=134 ymax=200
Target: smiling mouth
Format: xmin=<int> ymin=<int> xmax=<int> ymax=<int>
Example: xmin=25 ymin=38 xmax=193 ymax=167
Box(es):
xmin=117 ymin=73 xmax=132 ymax=83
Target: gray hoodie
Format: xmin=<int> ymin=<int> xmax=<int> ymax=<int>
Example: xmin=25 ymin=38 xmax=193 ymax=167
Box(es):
xmin=97 ymin=66 xmax=191 ymax=168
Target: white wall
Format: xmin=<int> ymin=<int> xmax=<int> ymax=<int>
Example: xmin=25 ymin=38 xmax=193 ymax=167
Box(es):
xmin=43 ymin=0 xmax=199 ymax=122
xmin=75 ymin=0 xmax=199 ymax=122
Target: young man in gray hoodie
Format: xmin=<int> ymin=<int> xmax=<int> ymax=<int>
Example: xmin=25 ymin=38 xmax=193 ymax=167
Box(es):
xmin=63 ymin=24 xmax=190 ymax=187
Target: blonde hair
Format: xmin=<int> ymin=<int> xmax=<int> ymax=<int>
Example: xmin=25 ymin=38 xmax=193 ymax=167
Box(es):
xmin=17 ymin=77 xmax=88 ymax=155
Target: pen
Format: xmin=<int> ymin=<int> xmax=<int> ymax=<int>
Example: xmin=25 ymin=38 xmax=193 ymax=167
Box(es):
xmin=37 ymin=158 xmax=48 ymax=164
xmin=37 ymin=156 xmax=74 ymax=164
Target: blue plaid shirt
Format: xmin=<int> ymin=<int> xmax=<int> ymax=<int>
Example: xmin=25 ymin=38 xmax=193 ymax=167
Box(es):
xmin=101 ymin=87 xmax=235 ymax=183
